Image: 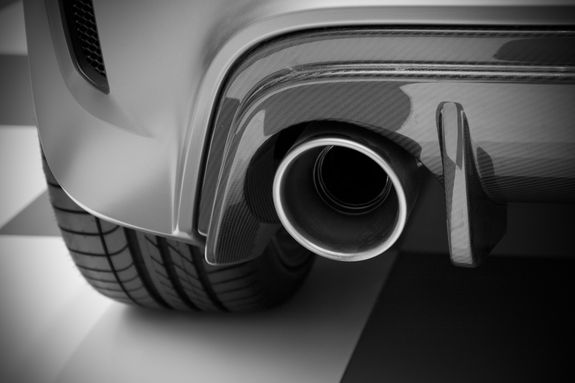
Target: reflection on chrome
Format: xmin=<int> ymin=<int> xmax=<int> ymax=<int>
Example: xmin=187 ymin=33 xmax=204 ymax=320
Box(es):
xmin=273 ymin=136 xmax=419 ymax=262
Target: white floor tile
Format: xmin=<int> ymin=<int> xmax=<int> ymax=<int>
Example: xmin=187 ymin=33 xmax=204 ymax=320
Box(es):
xmin=0 ymin=127 xmax=46 ymax=228
xmin=0 ymin=236 xmax=112 ymax=382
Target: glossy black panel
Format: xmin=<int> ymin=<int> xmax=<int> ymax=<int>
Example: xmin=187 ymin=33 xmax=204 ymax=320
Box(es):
xmin=199 ymin=28 xmax=575 ymax=264
xmin=437 ymin=102 xmax=506 ymax=267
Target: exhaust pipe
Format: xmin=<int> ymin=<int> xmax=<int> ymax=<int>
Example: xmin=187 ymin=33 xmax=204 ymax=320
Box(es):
xmin=273 ymin=133 xmax=419 ymax=262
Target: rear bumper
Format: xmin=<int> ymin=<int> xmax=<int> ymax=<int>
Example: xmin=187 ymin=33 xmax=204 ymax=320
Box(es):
xmin=24 ymin=0 xmax=575 ymax=253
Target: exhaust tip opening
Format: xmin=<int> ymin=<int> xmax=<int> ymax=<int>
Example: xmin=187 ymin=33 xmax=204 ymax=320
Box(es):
xmin=273 ymin=137 xmax=408 ymax=262
xmin=313 ymin=146 xmax=392 ymax=215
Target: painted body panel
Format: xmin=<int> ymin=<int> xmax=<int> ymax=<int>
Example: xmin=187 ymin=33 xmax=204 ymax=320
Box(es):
xmin=24 ymin=0 xmax=575 ymax=250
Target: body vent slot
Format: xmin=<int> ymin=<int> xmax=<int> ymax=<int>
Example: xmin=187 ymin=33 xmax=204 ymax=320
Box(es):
xmin=60 ymin=0 xmax=109 ymax=93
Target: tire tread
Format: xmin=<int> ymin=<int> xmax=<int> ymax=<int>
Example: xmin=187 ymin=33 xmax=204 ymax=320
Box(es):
xmin=42 ymin=154 xmax=313 ymax=312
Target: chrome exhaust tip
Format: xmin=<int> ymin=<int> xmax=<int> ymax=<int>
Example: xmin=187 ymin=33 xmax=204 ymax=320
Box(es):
xmin=273 ymin=136 xmax=417 ymax=262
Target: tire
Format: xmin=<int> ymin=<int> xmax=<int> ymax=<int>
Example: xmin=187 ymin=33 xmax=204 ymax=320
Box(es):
xmin=42 ymin=156 xmax=314 ymax=312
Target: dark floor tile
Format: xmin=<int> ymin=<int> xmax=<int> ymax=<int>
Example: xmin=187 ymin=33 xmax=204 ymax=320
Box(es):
xmin=0 ymin=191 xmax=59 ymax=236
xmin=0 ymin=55 xmax=35 ymax=126
xmin=343 ymin=252 xmax=575 ymax=383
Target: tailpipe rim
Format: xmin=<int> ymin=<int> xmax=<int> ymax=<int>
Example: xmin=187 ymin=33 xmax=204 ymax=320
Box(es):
xmin=272 ymin=137 xmax=408 ymax=262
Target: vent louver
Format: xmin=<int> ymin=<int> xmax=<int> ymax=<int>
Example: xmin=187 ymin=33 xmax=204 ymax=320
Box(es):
xmin=60 ymin=0 xmax=109 ymax=93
